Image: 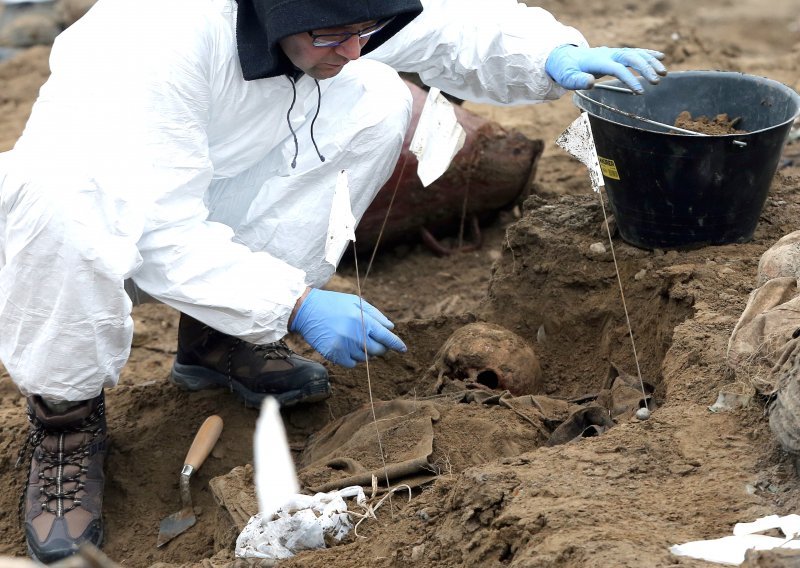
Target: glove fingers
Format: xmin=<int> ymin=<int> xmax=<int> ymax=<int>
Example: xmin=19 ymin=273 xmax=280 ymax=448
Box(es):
xmin=597 ymin=60 xmax=645 ymax=93
xmin=342 ymin=338 xmax=390 ymax=366
xmin=364 ymin=337 xmax=389 ymax=357
xmin=367 ymin=323 xmax=407 ymax=353
xmin=641 ymin=51 xmax=668 ymax=77
xmin=327 ymin=348 xmax=358 ymax=368
xmin=625 ymin=53 xmax=663 ymax=83
xmin=559 ymin=70 xmax=596 ymax=91
xmin=360 ymin=300 xmax=395 ymax=329
xmin=612 ymin=49 xmax=667 ymax=84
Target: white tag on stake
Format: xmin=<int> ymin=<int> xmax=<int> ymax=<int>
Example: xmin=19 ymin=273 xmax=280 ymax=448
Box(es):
xmin=409 ymin=87 xmax=466 ymax=187
xmin=324 ymin=169 xmax=356 ymax=266
xmin=556 ymin=112 xmax=605 ymax=193
xmin=254 ymin=397 xmax=299 ymax=519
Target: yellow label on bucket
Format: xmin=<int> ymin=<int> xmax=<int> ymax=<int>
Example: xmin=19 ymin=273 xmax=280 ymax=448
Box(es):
xmin=598 ymin=157 xmax=621 ymax=180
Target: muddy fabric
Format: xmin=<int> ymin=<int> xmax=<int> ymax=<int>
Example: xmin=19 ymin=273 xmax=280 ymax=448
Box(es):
xmin=757 ymin=230 xmax=800 ymax=287
xmin=546 ymin=406 xmax=615 ymax=446
xmin=298 ymin=392 xmax=569 ymax=493
xmin=209 ymin=464 xmax=258 ymax=532
xmin=298 ymin=400 xmax=440 ymax=493
xmin=458 ymin=389 xmax=573 ymax=432
xmin=727 ymin=277 xmax=800 ymax=376
xmin=768 ymin=337 xmax=800 ymax=454
xmin=599 ymin=362 xmax=655 ymax=419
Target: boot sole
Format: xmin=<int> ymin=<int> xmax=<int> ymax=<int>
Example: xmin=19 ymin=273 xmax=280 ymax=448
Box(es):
xmin=27 ymin=522 xmax=104 ymax=564
xmin=169 ymin=361 xmax=331 ymax=408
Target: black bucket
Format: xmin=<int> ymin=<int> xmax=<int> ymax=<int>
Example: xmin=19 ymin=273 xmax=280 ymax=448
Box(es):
xmin=574 ymin=70 xmax=800 ymax=249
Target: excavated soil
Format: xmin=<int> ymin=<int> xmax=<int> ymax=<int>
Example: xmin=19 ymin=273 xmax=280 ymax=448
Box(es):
xmin=674 ymin=111 xmax=746 ymax=135
xmin=1 ymin=0 xmax=800 ymax=566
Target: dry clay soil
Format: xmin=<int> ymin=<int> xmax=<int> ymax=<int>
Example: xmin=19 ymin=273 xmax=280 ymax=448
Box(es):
xmin=2 ymin=0 xmax=800 ymax=566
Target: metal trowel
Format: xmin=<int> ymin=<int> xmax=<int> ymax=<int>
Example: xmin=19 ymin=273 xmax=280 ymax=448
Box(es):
xmin=157 ymin=414 xmax=224 ymax=547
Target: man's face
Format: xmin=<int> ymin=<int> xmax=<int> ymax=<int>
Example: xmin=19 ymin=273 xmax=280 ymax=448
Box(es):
xmin=279 ymin=21 xmax=377 ymax=80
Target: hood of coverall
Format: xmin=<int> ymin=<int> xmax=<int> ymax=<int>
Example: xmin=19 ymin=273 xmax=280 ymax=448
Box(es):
xmin=235 ymin=0 xmax=424 ymax=81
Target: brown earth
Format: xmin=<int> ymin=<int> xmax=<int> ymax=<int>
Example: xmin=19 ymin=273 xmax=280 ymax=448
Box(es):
xmin=1 ymin=0 xmax=800 ymax=566
xmin=674 ymin=111 xmax=746 ymax=135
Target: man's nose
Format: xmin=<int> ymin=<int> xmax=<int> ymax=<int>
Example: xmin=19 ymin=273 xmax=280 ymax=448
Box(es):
xmin=335 ymin=34 xmax=363 ymax=60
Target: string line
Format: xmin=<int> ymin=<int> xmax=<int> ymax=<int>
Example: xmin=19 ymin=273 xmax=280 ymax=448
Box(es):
xmin=597 ymin=189 xmax=649 ymax=408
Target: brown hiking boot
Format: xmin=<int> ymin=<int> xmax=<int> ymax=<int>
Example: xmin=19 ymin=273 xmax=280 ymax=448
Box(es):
xmin=19 ymin=393 xmax=107 ymax=563
xmin=170 ymin=313 xmax=331 ymax=408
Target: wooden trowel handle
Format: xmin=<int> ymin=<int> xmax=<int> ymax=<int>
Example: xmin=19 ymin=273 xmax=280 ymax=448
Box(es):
xmin=184 ymin=415 xmax=224 ymax=471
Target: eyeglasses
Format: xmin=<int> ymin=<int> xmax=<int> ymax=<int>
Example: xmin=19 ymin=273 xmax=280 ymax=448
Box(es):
xmin=308 ymin=17 xmax=395 ymax=48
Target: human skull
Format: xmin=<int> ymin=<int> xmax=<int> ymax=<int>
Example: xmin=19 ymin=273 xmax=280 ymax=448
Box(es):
xmin=429 ymin=322 xmax=542 ymax=396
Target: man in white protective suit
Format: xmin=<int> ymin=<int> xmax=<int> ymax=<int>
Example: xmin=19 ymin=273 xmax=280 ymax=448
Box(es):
xmin=0 ymin=0 xmax=667 ymax=560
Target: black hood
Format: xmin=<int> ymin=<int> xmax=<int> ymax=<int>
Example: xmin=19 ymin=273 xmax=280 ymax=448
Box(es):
xmin=235 ymin=0 xmax=424 ymax=81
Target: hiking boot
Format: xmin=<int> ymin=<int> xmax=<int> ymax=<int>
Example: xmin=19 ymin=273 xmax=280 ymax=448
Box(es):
xmin=19 ymin=392 xmax=108 ymax=563
xmin=170 ymin=313 xmax=331 ymax=408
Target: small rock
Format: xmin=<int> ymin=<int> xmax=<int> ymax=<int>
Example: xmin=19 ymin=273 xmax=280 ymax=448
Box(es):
xmin=634 ymin=269 xmax=647 ymax=281
xmin=589 ymin=242 xmax=606 ymax=255
xmin=668 ymin=463 xmax=696 ymax=476
xmin=411 ymin=544 xmax=425 ymax=561
xmin=635 ymin=407 xmax=651 ymax=420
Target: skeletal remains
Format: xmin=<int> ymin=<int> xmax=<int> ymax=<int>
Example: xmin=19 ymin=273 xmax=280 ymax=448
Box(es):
xmin=428 ymin=322 xmax=542 ymax=396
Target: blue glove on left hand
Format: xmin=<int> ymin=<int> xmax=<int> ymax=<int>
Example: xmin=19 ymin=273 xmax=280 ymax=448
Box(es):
xmin=289 ymin=288 xmax=406 ymax=368
xmin=545 ymin=45 xmax=667 ymax=94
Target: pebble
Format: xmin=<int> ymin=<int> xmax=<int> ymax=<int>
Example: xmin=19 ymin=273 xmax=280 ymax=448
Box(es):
xmin=589 ymin=242 xmax=606 ymax=255
xmin=636 ymin=407 xmax=651 ymax=421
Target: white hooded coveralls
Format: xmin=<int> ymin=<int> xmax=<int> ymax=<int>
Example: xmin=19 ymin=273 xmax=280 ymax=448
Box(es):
xmin=0 ymin=0 xmax=587 ymax=401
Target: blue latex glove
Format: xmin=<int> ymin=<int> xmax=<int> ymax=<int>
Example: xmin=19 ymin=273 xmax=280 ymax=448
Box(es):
xmin=289 ymin=288 xmax=407 ymax=368
xmin=545 ymin=45 xmax=667 ymax=94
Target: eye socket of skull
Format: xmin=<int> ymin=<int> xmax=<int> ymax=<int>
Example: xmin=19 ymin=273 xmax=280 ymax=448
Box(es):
xmin=475 ymin=369 xmax=499 ymax=389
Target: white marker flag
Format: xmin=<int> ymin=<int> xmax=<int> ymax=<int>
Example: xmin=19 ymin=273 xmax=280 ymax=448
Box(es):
xmin=254 ymin=397 xmax=299 ymax=519
xmin=409 ymin=87 xmax=466 ymax=187
xmin=555 ymin=112 xmax=604 ymax=193
xmin=324 ymin=169 xmax=356 ymax=266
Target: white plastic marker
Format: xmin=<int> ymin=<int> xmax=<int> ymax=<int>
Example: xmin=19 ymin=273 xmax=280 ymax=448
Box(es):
xmin=671 ymin=514 xmax=800 ymax=565
xmin=555 ymin=112 xmax=604 ymax=193
xmin=324 ymin=169 xmax=357 ymax=267
xmin=254 ymin=397 xmax=299 ymax=519
xmin=409 ymin=87 xmax=466 ymax=187
xmin=555 ymin=111 xmax=650 ymax=418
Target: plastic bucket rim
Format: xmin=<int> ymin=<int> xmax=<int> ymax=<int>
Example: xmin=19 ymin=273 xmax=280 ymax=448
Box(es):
xmin=574 ymin=69 xmax=800 ymax=137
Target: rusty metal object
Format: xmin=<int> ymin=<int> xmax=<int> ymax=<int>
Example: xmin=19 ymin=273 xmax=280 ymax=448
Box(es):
xmin=355 ymin=80 xmax=544 ymax=251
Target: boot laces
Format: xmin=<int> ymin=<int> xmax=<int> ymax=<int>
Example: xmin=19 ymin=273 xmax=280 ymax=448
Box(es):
xmin=17 ymin=399 xmax=105 ymax=521
xmin=200 ymin=324 xmax=293 ymax=360
xmin=250 ymin=338 xmax=294 ymax=360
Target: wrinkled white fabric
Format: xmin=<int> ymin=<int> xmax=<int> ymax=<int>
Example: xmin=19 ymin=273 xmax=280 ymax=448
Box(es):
xmin=0 ymin=0 xmax=586 ymax=400
xmin=368 ymin=0 xmax=588 ymax=104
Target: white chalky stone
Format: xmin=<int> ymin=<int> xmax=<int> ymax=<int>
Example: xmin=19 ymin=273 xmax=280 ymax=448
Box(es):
xmin=636 ymin=407 xmax=651 ymax=421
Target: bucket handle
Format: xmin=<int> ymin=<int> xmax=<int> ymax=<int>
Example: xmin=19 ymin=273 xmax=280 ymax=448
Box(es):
xmin=574 ymin=90 xmax=708 ymax=136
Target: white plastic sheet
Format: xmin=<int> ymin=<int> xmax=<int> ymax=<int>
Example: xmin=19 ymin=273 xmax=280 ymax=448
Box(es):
xmin=324 ymin=169 xmax=357 ymax=266
xmin=237 ymin=397 xmax=368 ymax=560
xmin=235 ymin=486 xmax=367 ymax=559
xmin=254 ymin=398 xmax=299 ymax=519
xmin=555 ymin=112 xmax=604 ymax=193
xmin=409 ymin=87 xmax=466 ymax=187
xmin=670 ymin=514 xmax=800 ymax=565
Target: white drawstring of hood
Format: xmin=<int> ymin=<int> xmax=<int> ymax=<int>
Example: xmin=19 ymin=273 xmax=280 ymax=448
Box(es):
xmin=285 ymin=75 xmax=326 ymax=169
